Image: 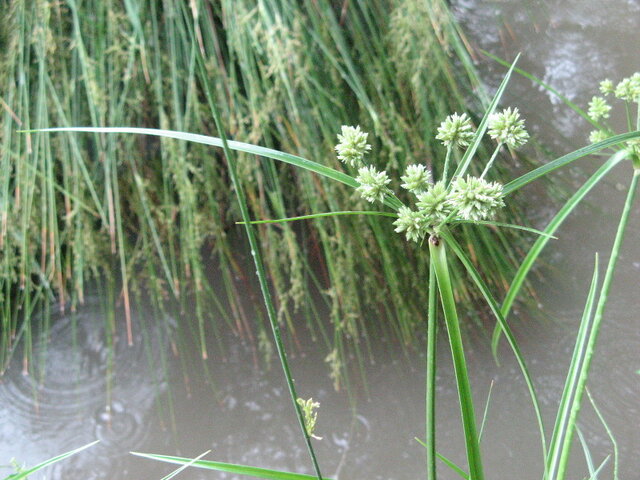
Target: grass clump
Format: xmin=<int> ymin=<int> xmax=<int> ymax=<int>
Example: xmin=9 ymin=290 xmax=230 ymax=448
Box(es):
xmin=1 ymin=0 xmax=538 ymax=380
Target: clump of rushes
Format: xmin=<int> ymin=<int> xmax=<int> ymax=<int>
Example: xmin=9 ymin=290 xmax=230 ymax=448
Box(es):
xmin=342 ymin=114 xmax=525 ymax=243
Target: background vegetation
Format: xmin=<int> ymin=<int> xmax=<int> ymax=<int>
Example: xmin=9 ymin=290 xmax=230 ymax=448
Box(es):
xmin=1 ymin=0 xmax=531 ymax=383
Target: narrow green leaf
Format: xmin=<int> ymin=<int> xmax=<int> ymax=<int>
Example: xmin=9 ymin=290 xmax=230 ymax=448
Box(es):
xmin=441 ymin=231 xmax=547 ymax=464
xmin=553 ymin=170 xmax=640 ymax=480
xmin=237 ymin=211 xmax=397 ymax=225
xmin=451 ymin=53 xmax=520 ymax=181
xmin=503 ymin=133 xmax=637 ymax=196
xmin=429 ymin=236 xmax=485 ymax=480
xmin=130 ymin=453 xmax=333 ymax=480
xmin=480 ymin=51 xmax=594 ymax=126
xmin=450 ymin=220 xmax=557 ymax=239
xmin=587 ymin=390 xmax=619 ymax=480
xmin=414 ymin=438 xmax=470 ymax=480
xmin=6 ymin=441 xmax=99 ymax=479
xmin=492 ymin=150 xmax=627 ymax=356
xmin=21 ymin=127 xmax=403 ymax=211
xmin=160 ymin=450 xmax=210 ymax=480
xmin=546 ymin=256 xmax=600 ymax=480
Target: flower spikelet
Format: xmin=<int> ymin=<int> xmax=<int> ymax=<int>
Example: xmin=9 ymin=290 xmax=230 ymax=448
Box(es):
xmin=335 ymin=125 xmax=371 ymax=167
xmin=436 ymin=113 xmax=474 ymax=148
xmin=488 ymin=107 xmax=529 ymax=149
xmin=355 ymin=166 xmax=391 ymax=203
xmin=599 ymin=79 xmax=614 ymax=96
xmin=588 ymin=96 xmax=611 ymax=121
xmin=449 ymin=176 xmax=504 ymax=222
xmin=394 ymin=206 xmax=428 ymax=242
xmin=416 ymin=181 xmax=453 ymax=223
xmin=589 ymin=129 xmax=609 ymax=144
xmin=614 ymin=74 xmax=640 ymax=102
xmin=297 ymin=398 xmax=322 ymax=440
xmin=400 ymin=164 xmax=432 ymax=193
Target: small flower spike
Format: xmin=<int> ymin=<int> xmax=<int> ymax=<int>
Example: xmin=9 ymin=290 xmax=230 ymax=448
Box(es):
xmin=355 ymin=166 xmax=392 ymax=203
xmin=488 ymin=107 xmax=529 ymax=149
xmin=589 ymin=130 xmax=609 ymax=144
xmin=588 ymin=96 xmax=611 ymax=121
xmin=614 ymin=74 xmax=640 ymax=102
xmin=599 ymin=79 xmax=614 ymax=96
xmin=393 ymin=206 xmax=428 ymax=242
xmin=335 ymin=125 xmax=371 ymax=167
xmin=416 ymin=181 xmax=453 ymax=223
xmin=436 ymin=113 xmax=475 ymax=148
xmin=449 ymin=176 xmax=504 ymax=222
xmin=297 ymin=398 xmax=322 ymax=440
xmin=400 ymin=164 xmax=432 ymax=193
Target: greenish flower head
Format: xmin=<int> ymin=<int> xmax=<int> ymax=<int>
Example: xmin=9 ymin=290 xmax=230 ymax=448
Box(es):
xmin=400 ymin=164 xmax=432 ymax=193
xmin=393 ymin=206 xmax=428 ymax=243
xmin=614 ymin=74 xmax=640 ymax=102
xmin=297 ymin=398 xmax=322 ymax=440
xmin=589 ymin=129 xmax=610 ymax=144
xmin=449 ymin=176 xmax=504 ymax=222
xmin=488 ymin=107 xmax=529 ymax=149
xmin=335 ymin=125 xmax=371 ymax=167
xmin=435 ymin=112 xmax=474 ymax=148
xmin=355 ymin=166 xmax=392 ymax=203
xmin=416 ymin=181 xmax=453 ymax=223
xmin=599 ymin=79 xmax=615 ymax=95
xmin=588 ymin=96 xmax=611 ymax=121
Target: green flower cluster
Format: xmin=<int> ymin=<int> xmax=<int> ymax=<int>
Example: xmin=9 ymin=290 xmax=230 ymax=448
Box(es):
xmin=488 ymin=107 xmax=529 ymax=149
xmin=588 ymin=73 xmax=640 ymax=167
xmin=435 ymin=113 xmax=474 ymax=148
xmin=334 ymin=112 xmax=528 ymax=242
xmin=335 ymin=125 xmax=371 ymax=167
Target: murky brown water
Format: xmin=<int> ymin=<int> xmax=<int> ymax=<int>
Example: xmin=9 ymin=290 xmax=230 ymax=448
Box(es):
xmin=2 ymin=2 xmax=640 ymax=479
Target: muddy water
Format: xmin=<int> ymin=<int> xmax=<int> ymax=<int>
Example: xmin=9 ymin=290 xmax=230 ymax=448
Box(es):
xmin=2 ymin=2 xmax=640 ymax=479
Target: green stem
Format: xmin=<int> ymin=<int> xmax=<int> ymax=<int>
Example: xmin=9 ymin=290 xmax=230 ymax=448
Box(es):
xmin=553 ymin=168 xmax=639 ymax=480
xmin=429 ymin=234 xmax=484 ymax=480
xmin=426 ymin=261 xmax=437 ymax=480
xmin=442 ymin=145 xmax=453 ymax=184
xmin=480 ymin=143 xmax=502 ymax=179
xmin=198 ymin=64 xmax=325 ymax=480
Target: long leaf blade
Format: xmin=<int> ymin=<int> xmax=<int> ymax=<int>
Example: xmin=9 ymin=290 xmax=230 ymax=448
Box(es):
xmin=21 ymin=127 xmax=403 ymax=210
xmin=503 ymin=133 xmax=638 ymax=196
xmin=441 ymin=231 xmax=547 ymax=463
xmin=7 ymin=441 xmax=99 ymax=479
xmin=131 ymin=453 xmax=333 ymax=480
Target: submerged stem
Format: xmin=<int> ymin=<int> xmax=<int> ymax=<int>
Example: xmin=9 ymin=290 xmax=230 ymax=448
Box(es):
xmin=429 ymin=234 xmax=484 ymax=480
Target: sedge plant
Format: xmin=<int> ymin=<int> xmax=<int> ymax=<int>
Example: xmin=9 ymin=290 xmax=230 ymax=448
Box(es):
xmin=25 ymin=65 xmax=640 ymax=480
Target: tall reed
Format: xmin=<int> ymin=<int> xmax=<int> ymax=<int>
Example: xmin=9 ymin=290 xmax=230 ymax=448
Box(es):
xmin=1 ymin=0 xmax=535 ymax=380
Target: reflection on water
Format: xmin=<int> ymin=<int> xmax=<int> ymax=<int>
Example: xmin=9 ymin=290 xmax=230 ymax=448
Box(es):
xmin=3 ymin=1 xmax=640 ymax=479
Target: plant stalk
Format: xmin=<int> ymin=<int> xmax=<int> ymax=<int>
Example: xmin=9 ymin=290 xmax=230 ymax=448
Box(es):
xmin=429 ymin=234 xmax=484 ymax=480
xmin=552 ymin=168 xmax=639 ymax=480
xmin=426 ymin=261 xmax=437 ymax=480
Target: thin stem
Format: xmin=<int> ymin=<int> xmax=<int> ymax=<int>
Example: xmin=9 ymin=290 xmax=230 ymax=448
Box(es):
xmin=442 ymin=145 xmax=453 ymax=184
xmin=554 ymin=168 xmax=639 ymax=480
xmin=480 ymin=143 xmax=503 ymax=179
xmin=426 ymin=261 xmax=437 ymax=480
xmin=429 ymin=234 xmax=484 ymax=480
xmin=199 ymin=63 xmax=325 ymax=480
